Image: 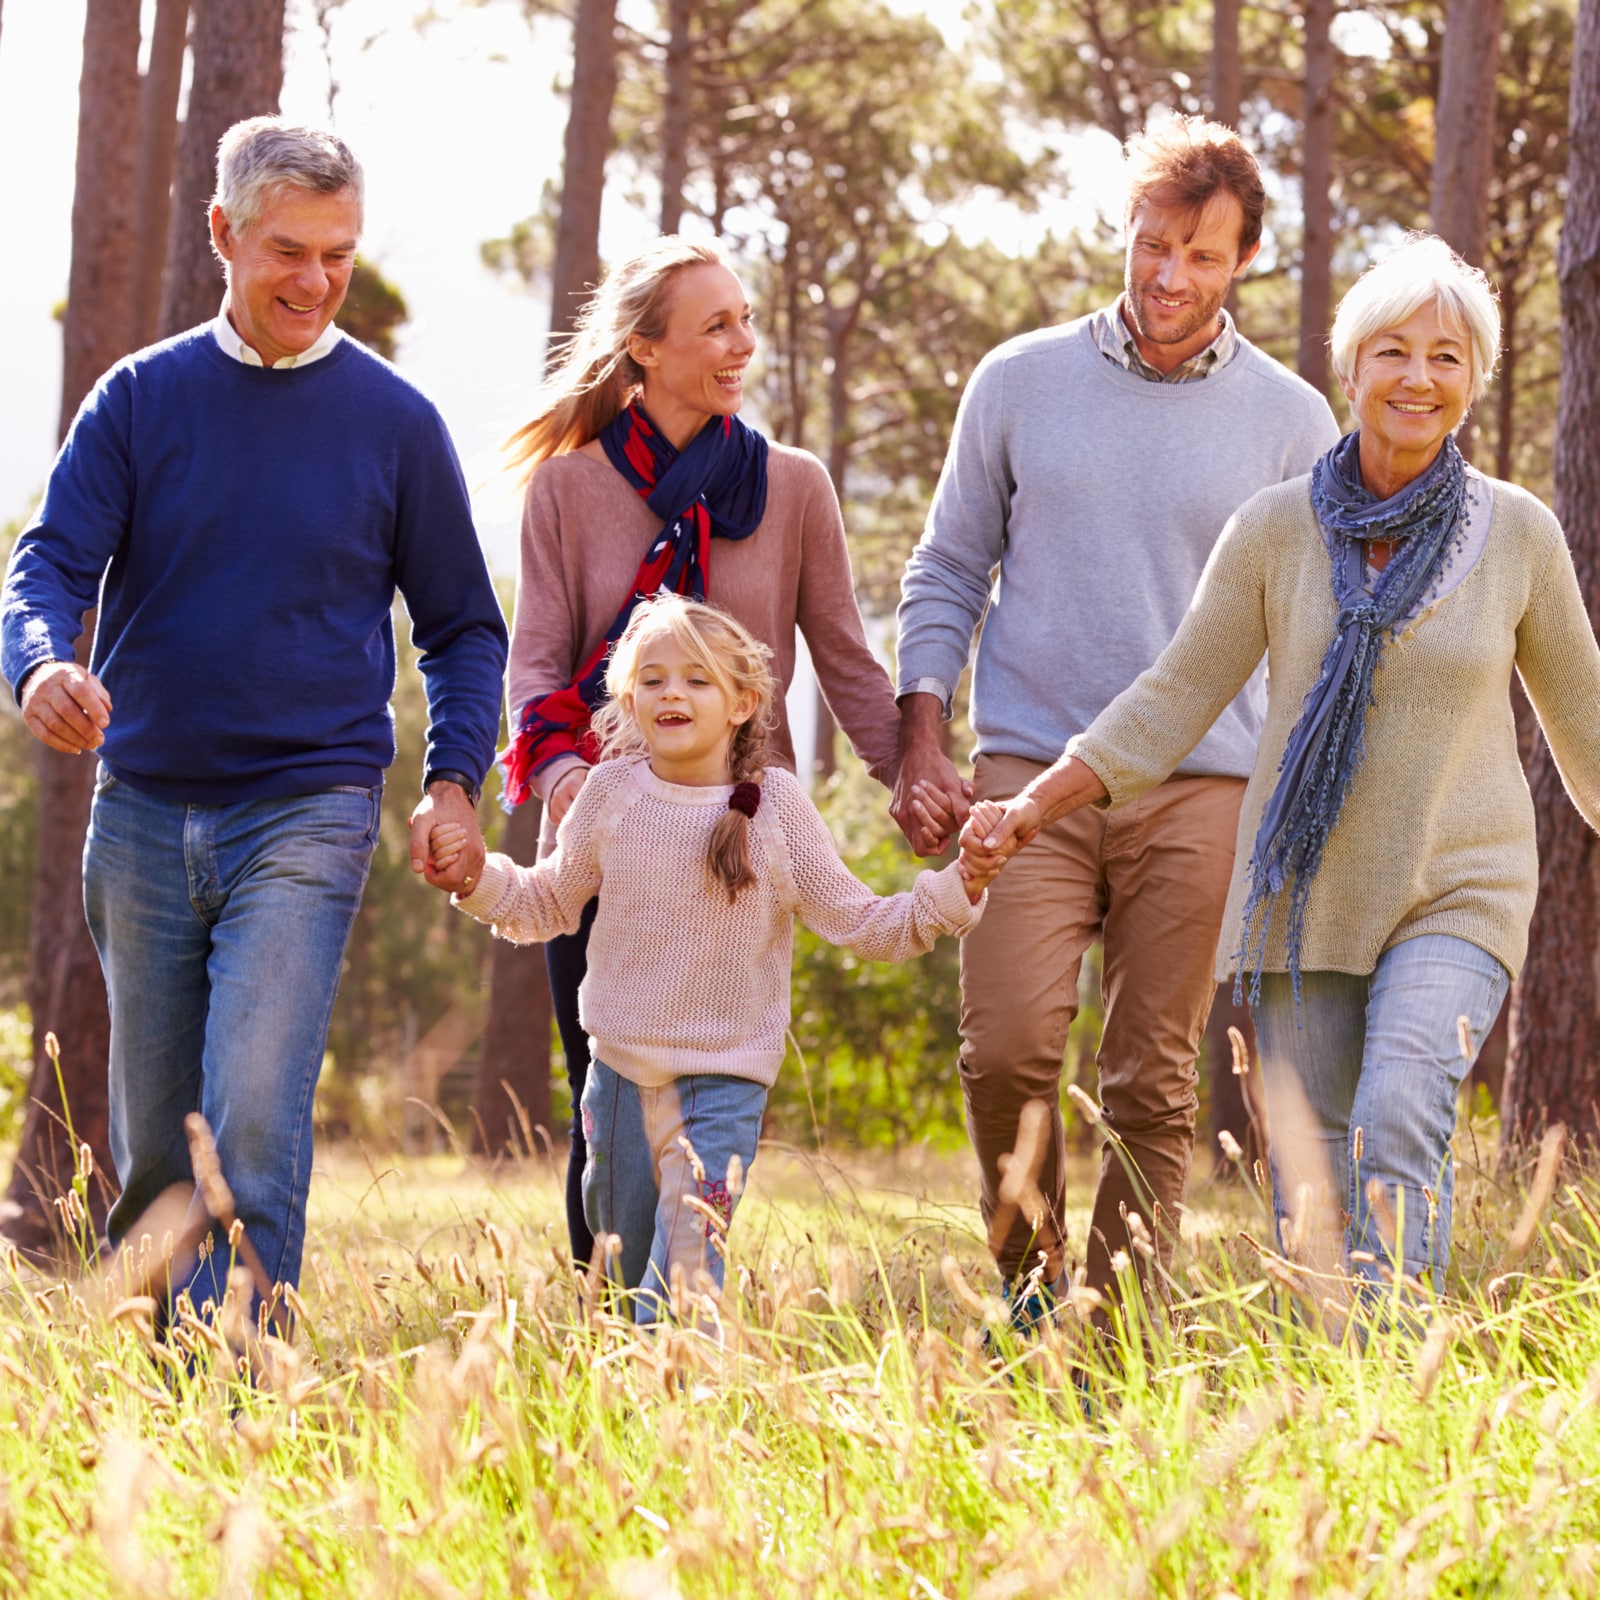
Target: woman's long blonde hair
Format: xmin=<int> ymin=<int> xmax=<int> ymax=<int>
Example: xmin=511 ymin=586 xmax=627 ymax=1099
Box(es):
xmin=505 ymin=237 xmax=731 ymax=477
xmin=592 ymin=595 xmax=776 ymax=902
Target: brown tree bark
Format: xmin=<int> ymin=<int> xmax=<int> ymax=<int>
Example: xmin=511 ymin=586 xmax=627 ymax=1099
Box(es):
xmin=130 ymin=0 xmax=190 ymax=349
xmin=1431 ymin=0 xmax=1503 ymax=461
xmin=4 ymin=0 xmax=143 ymax=1260
xmin=659 ymin=0 xmax=694 ymax=235
xmin=472 ymin=800 xmax=554 ymax=1160
xmin=1504 ymin=0 xmax=1600 ymax=1148
xmin=548 ymin=0 xmax=619 ymax=332
xmin=1430 ymin=0 xmax=1504 ymax=268
xmin=157 ymin=0 xmax=286 ymax=340
xmin=1297 ymin=0 xmax=1335 ymax=397
xmin=1210 ymin=0 xmax=1241 ymax=129
xmin=476 ymin=0 xmax=618 ymax=1163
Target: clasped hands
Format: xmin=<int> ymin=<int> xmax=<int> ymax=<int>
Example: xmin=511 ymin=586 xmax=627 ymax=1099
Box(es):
xmin=955 ymin=794 xmax=1041 ymax=898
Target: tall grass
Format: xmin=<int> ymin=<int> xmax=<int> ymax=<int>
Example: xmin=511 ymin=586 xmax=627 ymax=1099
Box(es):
xmin=0 ymin=1128 xmax=1597 ymax=1598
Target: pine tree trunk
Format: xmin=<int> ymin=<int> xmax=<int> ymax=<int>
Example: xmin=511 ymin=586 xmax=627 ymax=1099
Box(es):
xmin=1210 ymin=0 xmax=1241 ymax=128
xmin=3 ymin=0 xmax=142 ymax=1260
xmin=659 ymin=0 xmax=693 ymax=234
xmin=1297 ymin=0 xmax=1335 ymax=397
xmin=1431 ymin=0 xmax=1504 ymax=267
xmin=157 ymin=0 xmax=286 ymax=339
xmin=476 ymin=0 xmax=619 ymax=1163
xmin=130 ymin=0 xmax=189 ymax=349
xmin=1504 ymin=0 xmax=1600 ymax=1148
xmin=1431 ymin=0 xmax=1503 ymax=461
xmin=548 ymin=0 xmax=618 ymax=331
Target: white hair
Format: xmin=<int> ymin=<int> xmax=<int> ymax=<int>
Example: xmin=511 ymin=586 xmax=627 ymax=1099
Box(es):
xmin=1330 ymin=234 xmax=1501 ymax=404
xmin=211 ymin=116 xmax=364 ymax=240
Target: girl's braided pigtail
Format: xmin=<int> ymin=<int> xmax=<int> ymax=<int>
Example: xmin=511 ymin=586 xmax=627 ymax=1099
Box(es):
xmin=706 ymin=718 xmax=766 ymax=902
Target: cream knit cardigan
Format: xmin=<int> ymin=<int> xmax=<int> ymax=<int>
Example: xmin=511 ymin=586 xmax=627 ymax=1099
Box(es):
xmin=1069 ymin=473 xmax=1600 ymax=982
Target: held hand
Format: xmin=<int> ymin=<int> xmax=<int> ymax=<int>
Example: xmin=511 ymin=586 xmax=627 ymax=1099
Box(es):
xmin=410 ymin=782 xmax=486 ymax=895
xmin=891 ymin=741 xmax=973 ymax=856
xmin=20 ymin=662 xmax=112 ymax=756
xmin=547 ymin=763 xmax=589 ymax=826
xmin=428 ymin=822 xmax=470 ymax=874
xmin=960 ymin=794 xmax=1041 ymax=868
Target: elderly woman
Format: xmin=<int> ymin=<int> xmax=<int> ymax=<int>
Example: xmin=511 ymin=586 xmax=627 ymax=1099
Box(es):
xmin=969 ymin=235 xmax=1600 ymax=1292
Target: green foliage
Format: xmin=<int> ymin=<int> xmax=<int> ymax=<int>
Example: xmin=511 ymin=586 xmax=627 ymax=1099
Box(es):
xmin=778 ymin=755 xmax=1104 ymax=1150
xmin=320 ymin=605 xmax=497 ymax=1126
xmin=0 ymin=1007 xmax=31 ymax=1145
xmin=333 ymin=257 xmax=411 ymax=362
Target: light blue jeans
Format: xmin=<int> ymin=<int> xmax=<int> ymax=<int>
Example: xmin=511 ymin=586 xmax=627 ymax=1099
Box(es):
xmin=1252 ymin=934 xmax=1509 ymax=1291
xmin=580 ymin=1057 xmax=766 ymax=1325
xmin=84 ymin=768 xmax=380 ymax=1311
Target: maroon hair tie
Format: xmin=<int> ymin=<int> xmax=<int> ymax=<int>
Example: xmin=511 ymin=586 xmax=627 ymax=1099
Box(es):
xmin=728 ymin=780 xmax=761 ymax=818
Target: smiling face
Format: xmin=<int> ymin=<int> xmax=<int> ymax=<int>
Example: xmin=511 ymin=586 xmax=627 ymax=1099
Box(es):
xmin=623 ymin=630 xmax=758 ymax=787
xmin=1122 ymin=190 xmax=1257 ymax=373
xmin=211 ymin=184 xmax=360 ymax=366
xmin=629 ymin=262 xmax=757 ymax=450
xmin=1342 ymin=299 xmax=1473 ymax=490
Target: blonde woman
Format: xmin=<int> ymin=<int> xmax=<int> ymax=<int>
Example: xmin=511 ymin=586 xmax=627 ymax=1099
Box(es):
xmin=500 ymin=238 xmax=929 ymax=1269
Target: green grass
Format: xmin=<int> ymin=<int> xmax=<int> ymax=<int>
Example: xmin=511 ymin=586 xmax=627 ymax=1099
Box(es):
xmin=1 ymin=1131 xmax=1598 ymax=1598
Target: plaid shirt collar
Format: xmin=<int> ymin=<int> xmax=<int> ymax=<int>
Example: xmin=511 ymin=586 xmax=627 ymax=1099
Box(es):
xmin=1091 ymin=298 xmax=1239 ymax=383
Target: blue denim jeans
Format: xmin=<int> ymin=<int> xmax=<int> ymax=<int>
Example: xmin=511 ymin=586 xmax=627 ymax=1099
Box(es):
xmin=1253 ymin=934 xmax=1509 ymax=1291
xmin=83 ymin=768 xmax=380 ymax=1308
xmin=580 ymin=1058 xmax=766 ymax=1325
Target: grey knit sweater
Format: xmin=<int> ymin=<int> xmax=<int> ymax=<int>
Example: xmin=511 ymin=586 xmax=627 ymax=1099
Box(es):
xmin=896 ymin=313 xmax=1339 ymax=775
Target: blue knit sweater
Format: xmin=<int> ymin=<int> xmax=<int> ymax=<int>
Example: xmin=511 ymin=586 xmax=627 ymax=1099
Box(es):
xmin=2 ymin=328 xmax=508 ymax=804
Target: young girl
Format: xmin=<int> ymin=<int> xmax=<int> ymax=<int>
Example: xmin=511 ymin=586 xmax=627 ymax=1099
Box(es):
xmin=432 ymin=594 xmax=995 ymax=1324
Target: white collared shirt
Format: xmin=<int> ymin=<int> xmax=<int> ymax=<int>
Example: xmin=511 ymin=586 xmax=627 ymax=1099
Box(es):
xmin=212 ymin=301 xmax=343 ymax=369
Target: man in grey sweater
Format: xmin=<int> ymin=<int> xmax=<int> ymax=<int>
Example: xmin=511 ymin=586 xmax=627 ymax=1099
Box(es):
xmin=893 ymin=116 xmax=1339 ymax=1320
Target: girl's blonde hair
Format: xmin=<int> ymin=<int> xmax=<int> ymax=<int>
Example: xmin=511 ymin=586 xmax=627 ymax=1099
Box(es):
xmin=505 ymin=237 xmax=732 ymax=476
xmin=592 ymin=594 xmax=777 ymax=902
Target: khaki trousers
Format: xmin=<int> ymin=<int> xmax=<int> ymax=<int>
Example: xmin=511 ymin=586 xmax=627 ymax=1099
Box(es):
xmin=959 ymin=753 xmax=1245 ymax=1299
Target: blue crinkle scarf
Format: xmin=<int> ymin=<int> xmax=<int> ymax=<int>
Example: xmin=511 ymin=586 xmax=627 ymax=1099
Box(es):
xmin=1235 ymin=430 xmax=1467 ymax=1004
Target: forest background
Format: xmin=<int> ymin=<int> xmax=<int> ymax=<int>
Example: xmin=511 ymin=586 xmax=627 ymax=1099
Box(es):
xmin=0 ymin=0 xmax=1596 ymax=1256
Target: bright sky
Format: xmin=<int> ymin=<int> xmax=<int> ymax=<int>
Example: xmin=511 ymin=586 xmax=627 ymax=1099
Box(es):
xmin=0 ymin=0 xmax=1124 ymax=574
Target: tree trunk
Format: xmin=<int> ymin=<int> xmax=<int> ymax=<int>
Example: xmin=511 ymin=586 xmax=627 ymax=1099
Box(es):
xmin=1504 ymin=0 xmax=1600 ymax=1148
xmin=1431 ymin=0 xmax=1503 ymax=461
xmin=548 ymin=0 xmax=619 ymax=332
xmin=1496 ymin=275 xmax=1519 ymax=482
xmin=1430 ymin=0 xmax=1504 ymax=268
xmin=472 ymin=802 xmax=555 ymax=1160
xmin=4 ymin=0 xmax=142 ymax=1260
xmin=476 ymin=0 xmax=618 ymax=1163
xmin=659 ymin=0 xmax=693 ymax=234
xmin=157 ymin=0 xmax=286 ymax=339
xmin=130 ymin=0 xmax=189 ymax=349
xmin=1210 ymin=0 xmax=1241 ymax=128
xmin=1297 ymin=0 xmax=1335 ymax=397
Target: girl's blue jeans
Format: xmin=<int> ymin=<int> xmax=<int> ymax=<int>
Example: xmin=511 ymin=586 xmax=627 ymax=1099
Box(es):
xmin=580 ymin=1058 xmax=766 ymax=1325
xmin=1252 ymin=934 xmax=1509 ymax=1292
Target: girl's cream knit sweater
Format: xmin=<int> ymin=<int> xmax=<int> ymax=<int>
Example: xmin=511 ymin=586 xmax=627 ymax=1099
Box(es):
xmin=456 ymin=757 xmax=980 ymax=1087
xmin=1069 ymin=473 xmax=1600 ymax=981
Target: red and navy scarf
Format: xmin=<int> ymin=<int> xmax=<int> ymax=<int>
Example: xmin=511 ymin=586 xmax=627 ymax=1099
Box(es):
xmin=500 ymin=401 xmax=769 ymax=807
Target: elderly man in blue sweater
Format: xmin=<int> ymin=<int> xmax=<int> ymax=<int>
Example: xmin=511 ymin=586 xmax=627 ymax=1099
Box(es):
xmin=0 ymin=119 xmax=507 ymax=1310
xmin=895 ymin=116 xmax=1340 ymax=1326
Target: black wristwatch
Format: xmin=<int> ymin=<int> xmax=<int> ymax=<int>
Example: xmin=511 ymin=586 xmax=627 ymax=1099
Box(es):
xmin=423 ymin=767 xmax=482 ymax=805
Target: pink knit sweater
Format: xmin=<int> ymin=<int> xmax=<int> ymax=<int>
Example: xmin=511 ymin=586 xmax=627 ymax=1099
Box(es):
xmin=455 ymin=757 xmax=981 ymax=1088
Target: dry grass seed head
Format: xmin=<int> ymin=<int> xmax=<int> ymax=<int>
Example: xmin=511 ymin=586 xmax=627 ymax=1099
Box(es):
xmin=1506 ymin=1124 xmax=1567 ymax=1265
